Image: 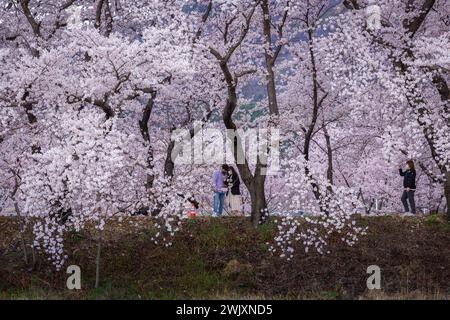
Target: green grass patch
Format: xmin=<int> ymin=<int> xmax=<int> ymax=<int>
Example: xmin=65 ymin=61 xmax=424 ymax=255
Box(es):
xmin=257 ymin=219 xmax=277 ymax=241
xmin=425 ymin=214 xmax=450 ymax=232
xmin=197 ymin=220 xmax=231 ymax=248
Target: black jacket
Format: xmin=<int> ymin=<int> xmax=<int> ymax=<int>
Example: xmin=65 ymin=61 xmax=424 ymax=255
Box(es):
xmin=399 ymin=169 xmax=416 ymax=189
xmin=227 ymin=171 xmax=241 ymax=195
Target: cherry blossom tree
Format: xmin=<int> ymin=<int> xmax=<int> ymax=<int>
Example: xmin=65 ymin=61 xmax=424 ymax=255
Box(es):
xmin=1 ymin=0 xmax=449 ymax=277
xmin=339 ymin=0 xmax=450 ymax=218
xmin=0 ymin=1 xmax=206 ymax=284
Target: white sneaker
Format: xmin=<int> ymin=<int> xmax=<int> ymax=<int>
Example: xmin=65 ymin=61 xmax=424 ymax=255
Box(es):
xmin=403 ymin=212 xmax=414 ymax=217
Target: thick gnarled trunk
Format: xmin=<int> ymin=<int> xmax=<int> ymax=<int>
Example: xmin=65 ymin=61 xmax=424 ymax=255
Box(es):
xmin=249 ymin=175 xmax=268 ymax=225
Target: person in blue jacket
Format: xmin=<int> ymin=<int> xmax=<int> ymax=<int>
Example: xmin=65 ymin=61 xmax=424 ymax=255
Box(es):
xmin=212 ymin=164 xmax=229 ymax=216
xmin=399 ymin=160 xmax=417 ymax=215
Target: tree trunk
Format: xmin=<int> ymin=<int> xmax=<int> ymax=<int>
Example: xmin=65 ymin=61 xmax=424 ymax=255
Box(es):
xmin=14 ymin=201 xmax=29 ymax=265
xmin=95 ymin=229 xmax=103 ymax=288
xmin=31 ymin=244 xmax=36 ymax=267
xmin=249 ymin=174 xmax=267 ymax=226
xmin=11 ymin=175 xmax=31 ymax=266
xmin=260 ymin=0 xmax=287 ymax=116
xmin=323 ymin=124 xmax=334 ymax=194
xmin=302 ymin=27 xmax=329 ymax=210
xmin=209 ymin=3 xmax=266 ymax=224
xmin=164 ymin=137 xmax=176 ymax=179
xmin=445 ymin=171 xmax=450 ymax=221
xmin=139 ymin=92 xmax=156 ymax=190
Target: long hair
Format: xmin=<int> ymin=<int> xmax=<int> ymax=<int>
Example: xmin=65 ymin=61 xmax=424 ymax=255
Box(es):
xmin=406 ymin=160 xmax=415 ymax=172
xmin=229 ymin=166 xmax=239 ymax=181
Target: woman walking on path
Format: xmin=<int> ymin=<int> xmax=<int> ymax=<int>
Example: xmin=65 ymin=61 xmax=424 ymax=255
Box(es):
xmin=399 ymin=160 xmax=417 ymax=215
xmin=225 ymin=166 xmax=243 ymax=216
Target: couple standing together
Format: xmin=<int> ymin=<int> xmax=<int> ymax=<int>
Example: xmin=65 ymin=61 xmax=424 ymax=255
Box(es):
xmin=212 ymin=164 xmax=243 ymax=216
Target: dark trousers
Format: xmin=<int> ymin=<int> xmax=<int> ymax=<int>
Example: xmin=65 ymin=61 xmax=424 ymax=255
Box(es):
xmin=401 ymin=190 xmax=416 ymax=214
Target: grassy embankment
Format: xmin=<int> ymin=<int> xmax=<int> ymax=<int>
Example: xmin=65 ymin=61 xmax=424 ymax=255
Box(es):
xmin=1 ymin=214 xmax=449 ymax=299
